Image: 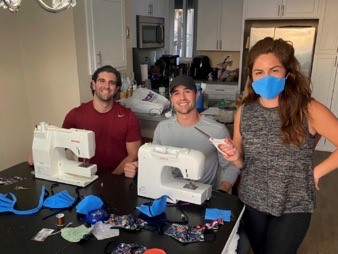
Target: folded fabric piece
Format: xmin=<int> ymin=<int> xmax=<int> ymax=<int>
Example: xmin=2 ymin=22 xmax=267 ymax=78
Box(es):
xmin=76 ymin=195 xmax=103 ymax=215
xmin=109 ymin=214 xmax=147 ymax=231
xmin=136 ymin=195 xmax=168 ymax=217
xmin=92 ymin=221 xmax=119 ymax=240
xmin=0 ymin=186 xmax=45 ymax=215
xmin=61 ymin=224 xmax=93 ymax=243
xmin=43 ymin=190 xmax=76 ymax=209
xmin=205 ymin=208 xmax=231 ymax=222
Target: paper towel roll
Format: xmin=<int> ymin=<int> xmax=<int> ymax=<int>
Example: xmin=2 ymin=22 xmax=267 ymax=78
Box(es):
xmin=140 ymin=64 xmax=148 ymax=82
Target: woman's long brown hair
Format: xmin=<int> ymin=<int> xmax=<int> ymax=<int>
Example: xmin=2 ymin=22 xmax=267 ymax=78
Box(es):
xmin=243 ymin=37 xmax=312 ymax=146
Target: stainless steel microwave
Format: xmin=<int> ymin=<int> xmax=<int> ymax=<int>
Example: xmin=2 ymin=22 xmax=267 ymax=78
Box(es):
xmin=137 ymin=15 xmax=165 ymax=49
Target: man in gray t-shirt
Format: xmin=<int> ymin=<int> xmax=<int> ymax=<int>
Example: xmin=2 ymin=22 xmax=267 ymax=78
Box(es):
xmin=124 ymin=75 xmax=239 ymax=192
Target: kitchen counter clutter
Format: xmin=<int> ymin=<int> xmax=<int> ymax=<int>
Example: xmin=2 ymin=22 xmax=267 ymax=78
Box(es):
xmin=129 ymin=82 xmax=240 ymax=140
xmin=135 ymin=111 xmax=167 ymax=139
xmin=135 ymin=101 xmax=237 ymax=140
xmin=204 ymin=82 xmax=239 ymax=101
xmin=194 ymin=81 xmax=239 ymax=102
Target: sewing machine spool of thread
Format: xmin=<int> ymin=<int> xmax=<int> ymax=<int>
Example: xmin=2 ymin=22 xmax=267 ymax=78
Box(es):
xmin=56 ymin=213 xmax=65 ymax=227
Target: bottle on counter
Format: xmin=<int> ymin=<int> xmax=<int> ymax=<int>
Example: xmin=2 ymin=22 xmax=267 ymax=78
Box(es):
xmin=196 ymin=83 xmax=204 ymax=113
xmin=131 ymin=72 xmax=137 ymax=85
xmin=121 ymin=73 xmax=131 ymax=96
xmin=127 ymin=87 xmax=132 ymax=98
xmin=159 ymin=87 xmax=166 ymax=97
xmin=201 ymin=83 xmax=208 ymax=109
xmin=130 ymin=72 xmax=138 ymax=97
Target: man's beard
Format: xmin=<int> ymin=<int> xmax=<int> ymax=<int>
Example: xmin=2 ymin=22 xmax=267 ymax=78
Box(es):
xmin=95 ymin=89 xmax=114 ymax=102
xmin=174 ymin=104 xmax=195 ymax=115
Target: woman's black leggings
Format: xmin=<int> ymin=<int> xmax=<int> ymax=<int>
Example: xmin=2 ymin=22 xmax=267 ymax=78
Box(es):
xmin=243 ymin=205 xmax=312 ymax=254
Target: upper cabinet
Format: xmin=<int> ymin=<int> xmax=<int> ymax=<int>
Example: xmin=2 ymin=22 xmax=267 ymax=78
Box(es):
xmin=244 ymin=0 xmax=320 ymax=19
xmin=315 ymin=0 xmax=338 ymax=54
xmin=197 ymin=0 xmax=244 ymax=51
xmin=86 ymin=0 xmax=127 ymax=73
xmin=132 ymin=0 xmax=167 ymax=17
xmin=131 ymin=0 xmax=169 ymax=48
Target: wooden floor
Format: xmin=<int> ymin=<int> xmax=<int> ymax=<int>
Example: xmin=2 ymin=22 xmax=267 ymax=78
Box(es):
xmin=298 ymin=150 xmax=338 ymax=254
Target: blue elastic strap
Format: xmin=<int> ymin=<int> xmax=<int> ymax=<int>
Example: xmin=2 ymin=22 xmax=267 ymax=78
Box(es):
xmin=0 ymin=186 xmax=45 ymax=215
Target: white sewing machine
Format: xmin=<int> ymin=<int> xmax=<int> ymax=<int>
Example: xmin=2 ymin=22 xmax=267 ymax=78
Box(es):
xmin=32 ymin=122 xmax=98 ymax=187
xmin=137 ymin=143 xmax=212 ymax=205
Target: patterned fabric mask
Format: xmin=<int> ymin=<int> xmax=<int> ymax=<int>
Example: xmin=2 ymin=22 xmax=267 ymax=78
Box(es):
xmin=164 ymin=219 xmax=223 ymax=243
xmin=109 ymin=214 xmax=147 ymax=231
xmin=165 ymin=223 xmax=205 ymax=243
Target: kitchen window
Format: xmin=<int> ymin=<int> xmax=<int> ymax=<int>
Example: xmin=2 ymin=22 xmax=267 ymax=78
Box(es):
xmin=174 ymin=0 xmax=195 ymax=57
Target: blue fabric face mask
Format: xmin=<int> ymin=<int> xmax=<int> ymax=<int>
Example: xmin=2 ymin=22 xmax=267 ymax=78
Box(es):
xmin=0 ymin=186 xmax=45 ymax=215
xmin=252 ymin=75 xmax=286 ymax=99
xmin=43 ymin=190 xmax=76 ymax=209
xmin=76 ymin=195 xmax=103 ymax=215
xmin=136 ymin=195 xmax=168 ymax=217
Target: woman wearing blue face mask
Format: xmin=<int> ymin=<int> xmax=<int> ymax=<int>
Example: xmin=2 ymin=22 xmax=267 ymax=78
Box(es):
xmin=218 ymin=37 xmax=338 ymax=254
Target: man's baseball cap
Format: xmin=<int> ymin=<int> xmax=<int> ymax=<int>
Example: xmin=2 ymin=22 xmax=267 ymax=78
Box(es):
xmin=169 ymin=75 xmax=196 ymax=93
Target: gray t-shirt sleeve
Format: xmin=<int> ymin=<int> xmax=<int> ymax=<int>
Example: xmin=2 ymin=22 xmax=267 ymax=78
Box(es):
xmin=215 ymin=125 xmax=240 ymax=186
xmin=153 ymin=125 xmax=161 ymax=144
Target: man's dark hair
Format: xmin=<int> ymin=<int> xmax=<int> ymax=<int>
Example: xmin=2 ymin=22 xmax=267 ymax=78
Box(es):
xmin=90 ymin=65 xmax=122 ymax=95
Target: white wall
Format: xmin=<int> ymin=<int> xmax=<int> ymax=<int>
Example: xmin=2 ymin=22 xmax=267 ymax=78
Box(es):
xmin=0 ymin=2 xmax=82 ymax=170
xmin=19 ymin=1 xmax=82 ymax=127
xmin=0 ymin=1 xmax=133 ymax=171
xmin=0 ymin=9 xmax=32 ymax=170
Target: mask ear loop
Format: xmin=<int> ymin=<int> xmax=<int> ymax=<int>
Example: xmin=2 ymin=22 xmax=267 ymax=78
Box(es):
xmin=50 ymin=183 xmax=59 ymax=195
xmin=202 ymin=228 xmax=217 ymax=243
xmin=44 ymin=189 xmax=50 ymax=199
xmin=165 ymin=197 xmax=189 ymax=225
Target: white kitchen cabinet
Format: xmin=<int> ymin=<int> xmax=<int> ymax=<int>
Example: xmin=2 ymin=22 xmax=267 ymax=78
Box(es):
xmin=311 ymin=53 xmax=338 ymax=152
xmin=132 ymin=0 xmax=166 ymax=17
xmin=311 ymin=0 xmax=338 ymax=152
xmin=315 ymin=0 xmax=338 ymax=54
xmin=244 ymin=0 xmax=320 ymax=19
xmin=197 ymin=0 xmax=243 ymax=51
xmin=86 ymin=0 xmax=127 ymax=73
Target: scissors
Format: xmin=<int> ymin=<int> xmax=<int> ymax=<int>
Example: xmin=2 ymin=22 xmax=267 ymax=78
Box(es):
xmin=194 ymin=127 xmax=233 ymax=155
